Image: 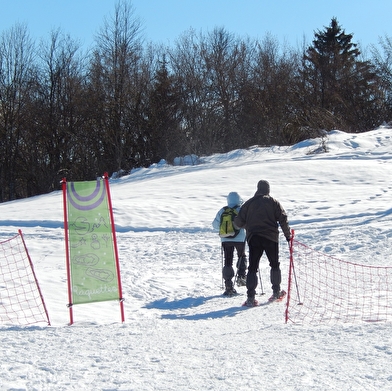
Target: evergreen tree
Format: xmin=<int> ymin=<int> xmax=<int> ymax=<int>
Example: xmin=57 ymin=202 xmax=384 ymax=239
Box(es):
xmin=299 ymin=17 xmax=382 ymax=132
xmin=147 ymin=56 xmax=182 ymax=163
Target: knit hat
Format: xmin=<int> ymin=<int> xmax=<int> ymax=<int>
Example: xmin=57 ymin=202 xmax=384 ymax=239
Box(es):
xmin=257 ymin=180 xmax=270 ymax=195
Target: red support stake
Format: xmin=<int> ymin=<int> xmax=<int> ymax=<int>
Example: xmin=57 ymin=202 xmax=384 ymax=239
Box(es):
xmin=61 ymin=178 xmax=74 ymax=326
xmin=285 ymin=229 xmax=295 ymax=323
xmin=103 ymin=172 xmax=125 ymax=323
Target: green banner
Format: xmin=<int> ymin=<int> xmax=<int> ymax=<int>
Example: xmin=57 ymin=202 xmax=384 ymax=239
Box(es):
xmin=66 ymin=179 xmax=119 ymax=304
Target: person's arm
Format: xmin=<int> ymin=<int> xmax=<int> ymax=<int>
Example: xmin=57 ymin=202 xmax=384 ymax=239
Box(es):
xmin=234 ymin=204 xmax=247 ymax=229
xmin=212 ymin=209 xmax=222 ymax=230
xmin=277 ymin=201 xmax=291 ymax=240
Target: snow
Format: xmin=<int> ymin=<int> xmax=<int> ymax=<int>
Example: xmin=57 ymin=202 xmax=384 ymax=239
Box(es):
xmin=1 ymin=127 xmax=392 ymax=390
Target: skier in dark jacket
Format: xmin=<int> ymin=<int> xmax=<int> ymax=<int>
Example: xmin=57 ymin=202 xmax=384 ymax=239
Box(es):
xmin=234 ymin=180 xmax=291 ymax=306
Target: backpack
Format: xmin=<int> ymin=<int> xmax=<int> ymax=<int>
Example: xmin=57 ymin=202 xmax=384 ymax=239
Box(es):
xmin=219 ymin=206 xmax=240 ymax=238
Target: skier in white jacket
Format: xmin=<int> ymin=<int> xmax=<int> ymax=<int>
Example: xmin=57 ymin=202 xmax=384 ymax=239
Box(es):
xmin=212 ymin=192 xmax=247 ymax=296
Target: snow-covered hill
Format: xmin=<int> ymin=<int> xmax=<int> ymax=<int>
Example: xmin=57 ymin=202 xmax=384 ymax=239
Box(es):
xmin=1 ymin=127 xmax=392 ymax=390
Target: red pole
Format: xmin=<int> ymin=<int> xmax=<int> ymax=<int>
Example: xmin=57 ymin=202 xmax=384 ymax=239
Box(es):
xmin=61 ymin=178 xmax=74 ymax=325
xmin=103 ymin=173 xmax=125 ymax=323
xmin=285 ymin=229 xmax=295 ymax=323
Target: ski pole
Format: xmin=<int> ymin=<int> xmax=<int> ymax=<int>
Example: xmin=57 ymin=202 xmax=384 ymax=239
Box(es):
xmin=289 ymin=229 xmax=302 ymax=304
xmin=221 ymin=244 xmax=224 ymax=290
xmin=291 ymin=260 xmax=301 ymax=304
xmin=258 ymin=268 xmax=265 ymax=295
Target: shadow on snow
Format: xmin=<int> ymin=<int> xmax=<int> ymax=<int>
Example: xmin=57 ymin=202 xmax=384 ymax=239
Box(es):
xmin=144 ymin=295 xmax=266 ymax=320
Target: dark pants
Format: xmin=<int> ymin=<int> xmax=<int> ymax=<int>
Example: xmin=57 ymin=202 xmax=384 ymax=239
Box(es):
xmin=246 ymin=235 xmax=281 ymax=298
xmin=222 ymin=242 xmax=247 ymax=286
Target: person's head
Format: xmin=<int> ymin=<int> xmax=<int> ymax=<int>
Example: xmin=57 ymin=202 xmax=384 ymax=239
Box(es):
xmin=227 ymin=192 xmax=243 ymax=208
xmin=257 ymin=180 xmax=270 ymax=195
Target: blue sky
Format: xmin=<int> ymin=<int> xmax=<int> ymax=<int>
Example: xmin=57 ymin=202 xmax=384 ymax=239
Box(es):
xmin=0 ymin=0 xmax=390 ymax=51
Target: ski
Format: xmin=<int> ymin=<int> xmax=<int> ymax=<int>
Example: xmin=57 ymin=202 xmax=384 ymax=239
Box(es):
xmin=268 ymin=290 xmax=286 ymax=302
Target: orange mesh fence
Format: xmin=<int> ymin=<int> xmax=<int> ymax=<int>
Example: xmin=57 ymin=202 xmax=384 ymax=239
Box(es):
xmin=285 ymin=239 xmax=392 ymax=324
xmin=0 ymin=231 xmax=50 ymax=326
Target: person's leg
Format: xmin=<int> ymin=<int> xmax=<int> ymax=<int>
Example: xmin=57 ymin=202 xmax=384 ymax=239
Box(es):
xmin=246 ymin=236 xmax=263 ymax=299
xmin=262 ymin=238 xmax=281 ymax=296
xmin=222 ymin=242 xmax=236 ymax=294
xmin=235 ymin=242 xmax=247 ymax=278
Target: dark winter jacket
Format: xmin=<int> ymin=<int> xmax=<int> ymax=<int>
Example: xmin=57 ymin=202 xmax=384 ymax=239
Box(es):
xmin=234 ymin=190 xmax=291 ymax=243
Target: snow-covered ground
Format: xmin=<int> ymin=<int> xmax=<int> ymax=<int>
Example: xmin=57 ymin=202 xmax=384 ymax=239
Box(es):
xmin=1 ymin=128 xmax=392 ymax=390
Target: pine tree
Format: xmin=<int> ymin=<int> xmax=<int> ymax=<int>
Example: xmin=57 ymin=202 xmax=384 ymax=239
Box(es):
xmin=147 ymin=56 xmax=182 ymax=163
xmin=300 ymin=17 xmax=382 ymax=132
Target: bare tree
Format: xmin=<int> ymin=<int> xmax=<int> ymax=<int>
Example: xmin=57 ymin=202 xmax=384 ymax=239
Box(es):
xmin=168 ymin=28 xmax=211 ymax=155
xmin=0 ymin=23 xmax=35 ymax=201
xmin=238 ymin=34 xmax=298 ymax=146
xmin=88 ymin=0 xmax=145 ymax=173
xmin=169 ymin=27 xmax=247 ymax=155
xmin=31 ymin=29 xmax=87 ymax=187
xmin=200 ymin=27 xmax=246 ymax=152
xmin=371 ymin=35 xmax=392 ymax=125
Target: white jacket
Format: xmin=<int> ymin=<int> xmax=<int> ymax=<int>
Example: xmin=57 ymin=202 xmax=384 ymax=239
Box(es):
xmin=212 ymin=192 xmax=246 ymax=243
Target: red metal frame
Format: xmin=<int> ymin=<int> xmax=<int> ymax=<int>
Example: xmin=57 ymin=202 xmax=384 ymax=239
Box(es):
xmin=285 ymin=229 xmax=295 ymax=323
xmin=61 ymin=178 xmax=74 ymax=325
xmin=62 ymin=175 xmax=125 ymax=324
xmin=103 ymin=172 xmax=125 ymax=323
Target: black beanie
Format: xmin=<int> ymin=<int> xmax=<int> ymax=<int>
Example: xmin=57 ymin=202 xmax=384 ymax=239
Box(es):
xmin=257 ymin=180 xmax=270 ymax=195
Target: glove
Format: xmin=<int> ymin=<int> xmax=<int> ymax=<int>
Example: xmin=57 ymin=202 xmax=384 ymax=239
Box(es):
xmin=286 ymin=236 xmax=291 ymax=243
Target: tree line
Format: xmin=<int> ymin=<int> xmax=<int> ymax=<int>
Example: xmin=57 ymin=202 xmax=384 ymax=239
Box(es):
xmin=1 ymin=2 xmax=392 ymax=202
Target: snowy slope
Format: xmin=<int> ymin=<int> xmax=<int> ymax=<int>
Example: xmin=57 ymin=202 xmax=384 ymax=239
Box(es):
xmin=1 ymin=127 xmax=392 ymax=390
